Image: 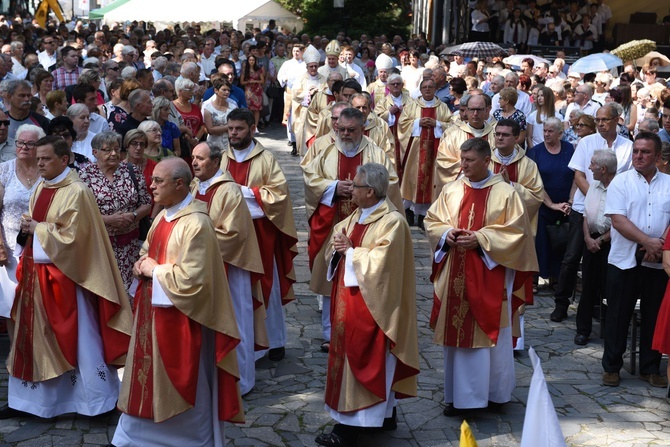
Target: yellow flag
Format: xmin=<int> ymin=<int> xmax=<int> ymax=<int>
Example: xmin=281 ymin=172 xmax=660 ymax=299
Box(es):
xmin=34 ymin=0 xmax=50 ymax=28
xmin=46 ymin=0 xmax=66 ymax=22
xmin=460 ymin=420 xmax=478 ymax=447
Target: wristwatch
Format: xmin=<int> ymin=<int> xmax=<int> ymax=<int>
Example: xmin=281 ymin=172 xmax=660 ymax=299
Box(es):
xmin=133 ymin=211 xmax=138 ymax=221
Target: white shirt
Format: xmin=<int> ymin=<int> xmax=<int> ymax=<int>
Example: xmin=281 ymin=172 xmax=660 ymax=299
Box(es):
xmin=342 ymin=62 xmax=367 ymax=90
xmin=563 ymin=100 xmax=599 ymax=122
xmin=199 ymin=53 xmax=217 ymax=79
xmin=232 ymin=142 xmax=265 ymax=219
xmin=196 ymin=169 xmax=224 ymax=195
xmin=568 ymin=133 xmax=633 ymax=213
xmin=38 ymin=50 xmax=57 ymax=70
xmin=605 ymin=169 xmax=670 ymax=270
xmin=583 ymin=180 xmax=610 ymax=234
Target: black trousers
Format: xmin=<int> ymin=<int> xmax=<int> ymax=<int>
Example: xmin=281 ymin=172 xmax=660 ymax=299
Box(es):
xmin=554 ymin=210 xmax=584 ymax=307
xmin=602 ymin=264 xmax=667 ymax=375
xmin=575 ymin=236 xmax=610 ymax=336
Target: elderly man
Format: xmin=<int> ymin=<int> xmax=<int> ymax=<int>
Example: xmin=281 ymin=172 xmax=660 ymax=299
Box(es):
xmin=9 ymin=42 xmax=25 ymax=78
xmin=492 ymin=72 xmax=532 ymax=116
xmin=112 ymin=89 xmax=152 ymax=140
xmin=52 ymin=46 xmax=82 ymax=91
xmin=304 ymin=72 xmax=342 ymax=150
xmin=0 ymin=109 xmax=14 ymax=161
xmin=374 ymin=73 xmax=413 ymax=182
xmin=436 ymin=93 xmax=496 ymax=191
xmin=113 ymin=157 xmax=243 ymax=445
xmin=550 ymin=104 xmax=633 ymax=322
xmin=398 ymin=79 xmax=452 ymax=229
xmin=315 ymin=162 xmax=419 ymax=447
xmin=318 ymin=40 xmax=347 ymax=80
xmin=432 ymin=67 xmax=452 ymax=105
xmin=366 ymin=53 xmax=394 ymax=106
xmin=37 ymin=36 xmax=57 ymax=71
xmin=303 ymin=108 xmax=402 ymax=353
xmin=302 ymin=101 xmax=348 ymax=169
xmin=222 ymin=108 xmax=298 ymax=362
xmin=601 ymin=132 xmax=670 ymax=388
xmin=351 ymin=93 xmax=395 ymax=164
xmin=0 ymin=136 xmax=132 ymax=419
xmin=426 ymin=138 xmax=537 ymax=417
xmin=563 ymin=83 xmax=600 ymax=129
xmin=574 ymin=150 xmax=617 ymax=346
xmin=292 ymin=45 xmax=326 ymax=156
xmin=191 ymin=142 xmax=266 ymax=395
xmin=7 ymin=80 xmax=50 ymax=140
xmin=199 ymin=38 xmax=217 ymax=80
xmin=638 ymin=118 xmax=660 ymax=134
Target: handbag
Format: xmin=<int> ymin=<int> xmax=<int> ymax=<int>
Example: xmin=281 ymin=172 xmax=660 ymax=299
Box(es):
xmin=546 ymin=219 xmax=569 ymax=253
xmin=127 ymin=163 xmax=152 ymax=241
xmin=266 ymin=81 xmax=283 ymax=99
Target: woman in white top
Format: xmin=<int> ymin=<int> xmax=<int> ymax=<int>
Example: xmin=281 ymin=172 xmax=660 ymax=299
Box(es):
xmin=527 ymin=86 xmax=560 ymax=147
xmin=66 ymin=103 xmax=97 ymax=162
xmin=401 ymin=50 xmax=424 ymax=92
xmin=203 ymin=78 xmax=237 ymax=150
xmin=592 ymin=72 xmax=612 ymax=105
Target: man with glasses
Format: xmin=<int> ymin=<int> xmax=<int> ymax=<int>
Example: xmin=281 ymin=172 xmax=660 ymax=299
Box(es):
xmin=374 ymin=73 xmax=412 ymax=182
xmin=0 ymin=135 xmax=133 ymax=420
xmin=0 ymin=109 xmax=14 ymax=162
xmin=351 ymin=93 xmax=395 ymax=163
xmin=436 ymin=93 xmax=496 ymax=192
xmin=550 ymin=103 xmax=633 ymax=322
xmin=38 ymin=37 xmax=57 ymax=71
xmin=303 ymin=108 xmax=402 ymax=355
xmin=398 ymin=79 xmax=452 ymax=229
xmin=563 ymin=84 xmax=599 ymax=130
xmin=202 ymin=59 xmax=247 ymax=109
xmin=102 ymin=60 xmax=120 ymax=90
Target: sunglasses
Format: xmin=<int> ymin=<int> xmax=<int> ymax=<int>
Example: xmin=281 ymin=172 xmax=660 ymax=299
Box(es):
xmin=0 ymin=120 xmax=9 ymax=127
xmin=108 ymin=66 xmax=120 ymax=71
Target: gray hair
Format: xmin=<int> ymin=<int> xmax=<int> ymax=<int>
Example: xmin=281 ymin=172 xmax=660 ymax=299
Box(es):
xmin=152 ymin=56 xmax=168 ymax=71
xmin=15 ymin=124 xmax=46 ymax=141
xmin=491 ymin=75 xmax=505 ymax=84
xmin=10 ymin=41 xmax=23 ymax=52
xmin=327 ymin=71 xmax=344 ymax=82
xmin=91 ymin=131 xmax=122 ymax=151
xmin=121 ymin=66 xmax=137 ymax=79
xmin=639 ymin=117 xmax=660 ymax=133
xmin=152 ymin=95 xmax=171 ymax=121
xmin=78 ymin=68 xmax=100 ymax=84
xmin=138 ymin=119 xmax=161 ymax=133
xmin=600 ymin=102 xmax=621 ymax=119
xmin=460 ymin=137 xmax=491 ymax=159
xmin=544 ymin=116 xmax=564 ymax=133
xmin=387 ymin=73 xmax=402 ymax=84
xmin=356 ymin=162 xmax=389 ymax=199
xmin=569 ymin=109 xmax=585 ymax=120
xmin=591 ymin=149 xmax=617 ymax=174
xmin=180 ymin=61 xmax=199 ymax=77
xmin=463 ymin=92 xmax=490 ymax=108
xmin=128 ymin=89 xmax=150 ymax=109
xmin=175 ymin=76 xmax=196 ymax=95
xmin=338 ymin=107 xmax=365 ymax=126
xmin=173 ymin=162 xmax=193 ymax=184
xmin=7 ymin=80 xmax=31 ymax=96
xmin=202 ymin=141 xmax=224 ymax=163
xmin=66 ymin=103 xmax=89 ymax=119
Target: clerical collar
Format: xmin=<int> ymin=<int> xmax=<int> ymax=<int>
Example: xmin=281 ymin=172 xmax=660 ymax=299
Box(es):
xmin=494 ymin=148 xmax=517 ymax=165
xmin=423 ymin=98 xmax=436 ymax=107
xmin=469 ymin=170 xmax=493 ymax=189
xmin=165 ymin=193 xmax=194 ymax=222
xmin=233 ymin=141 xmax=256 ymax=162
xmin=44 ymin=167 xmax=71 ymax=185
xmin=325 ymin=88 xmax=332 ymax=95
xmin=467 ymin=123 xmax=487 ymax=137
xmin=308 ymin=74 xmax=319 ymax=80
xmin=358 ymin=198 xmax=385 ymax=223
xmin=198 ymin=169 xmax=224 ymax=195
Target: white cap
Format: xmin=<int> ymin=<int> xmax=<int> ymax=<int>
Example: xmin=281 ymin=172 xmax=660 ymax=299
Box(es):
xmin=303 ymin=45 xmax=320 ymax=65
xmin=375 ymin=53 xmax=394 ymax=70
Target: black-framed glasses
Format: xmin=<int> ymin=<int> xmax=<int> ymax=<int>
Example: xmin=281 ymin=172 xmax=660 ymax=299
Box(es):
xmin=352 ymin=183 xmax=370 ymax=189
xmin=128 ymin=141 xmax=147 ymax=148
xmin=108 ymin=66 xmax=120 ymax=71
xmin=594 ymin=117 xmax=615 ymax=124
xmin=16 ymin=140 xmax=37 ymax=149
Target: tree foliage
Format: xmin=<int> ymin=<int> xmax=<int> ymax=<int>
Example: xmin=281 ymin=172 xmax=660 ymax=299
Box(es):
xmin=276 ymin=0 xmax=411 ymax=39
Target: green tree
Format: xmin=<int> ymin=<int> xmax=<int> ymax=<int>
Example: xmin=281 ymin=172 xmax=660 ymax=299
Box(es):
xmin=277 ymin=0 xmax=411 ymax=39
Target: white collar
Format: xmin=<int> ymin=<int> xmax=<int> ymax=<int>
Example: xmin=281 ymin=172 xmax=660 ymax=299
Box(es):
xmin=494 ymin=148 xmax=518 ymax=165
xmin=423 ymin=98 xmax=436 ymax=106
xmin=44 ymin=167 xmax=71 ymax=185
xmin=358 ymin=198 xmax=385 ymax=223
xmin=165 ymin=194 xmax=193 ymax=222
xmin=232 ymin=141 xmax=256 ymax=162
xmin=469 ymin=170 xmax=493 ymax=189
xmin=197 ymin=169 xmax=224 ymax=195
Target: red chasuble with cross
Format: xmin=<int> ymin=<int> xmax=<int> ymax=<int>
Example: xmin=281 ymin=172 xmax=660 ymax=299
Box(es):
xmin=406 ymin=107 xmax=439 ymax=204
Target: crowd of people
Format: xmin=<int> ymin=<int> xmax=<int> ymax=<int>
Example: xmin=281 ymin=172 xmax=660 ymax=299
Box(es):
xmin=0 ymin=5 xmax=668 ymax=446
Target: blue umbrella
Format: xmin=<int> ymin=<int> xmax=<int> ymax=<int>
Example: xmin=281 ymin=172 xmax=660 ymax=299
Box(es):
xmin=569 ymin=53 xmax=623 ymax=74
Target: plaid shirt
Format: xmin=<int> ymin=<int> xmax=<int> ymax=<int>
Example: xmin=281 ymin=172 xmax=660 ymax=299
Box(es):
xmin=52 ymin=66 xmax=82 ymax=91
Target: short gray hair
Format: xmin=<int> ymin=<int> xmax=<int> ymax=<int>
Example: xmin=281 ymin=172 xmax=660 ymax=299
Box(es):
xmin=138 ymin=119 xmax=162 ymax=134
xmin=591 ymin=149 xmax=617 ymax=174
xmin=152 ymin=95 xmax=171 ymax=121
xmin=175 ymin=76 xmax=196 ymax=95
xmin=339 ymin=107 xmax=365 ymax=126
xmin=460 ymin=137 xmax=491 ymax=159
xmin=180 ymin=61 xmax=199 ymax=77
xmin=16 ymin=124 xmax=46 ymax=141
xmin=202 ymin=141 xmax=224 ymax=163
xmin=7 ymin=80 xmax=31 ymax=96
xmin=639 ymin=118 xmax=660 ymax=133
xmin=387 ymin=73 xmax=402 ymax=84
xmin=66 ymin=103 xmax=89 ymax=119
xmin=327 ymin=72 xmax=343 ymax=82
xmin=544 ymin=116 xmax=563 ymax=133
xmin=356 ymin=162 xmax=389 ymax=199
xmin=604 ymin=102 xmax=622 ymax=119
xmin=152 ymin=56 xmax=168 ymax=71
xmin=121 ymin=66 xmax=137 ymax=79
xmin=173 ymin=161 xmax=193 ymax=184
xmin=91 ymin=131 xmax=122 ymax=151
xmin=128 ymin=89 xmax=150 ymax=109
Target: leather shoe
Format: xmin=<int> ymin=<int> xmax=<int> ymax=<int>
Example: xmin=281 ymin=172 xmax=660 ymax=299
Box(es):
xmin=268 ymin=347 xmax=285 ymax=361
xmin=417 ymin=215 xmax=425 ymax=231
xmin=550 ymin=306 xmax=568 ymax=322
xmin=640 ymin=373 xmax=669 ymax=388
xmin=574 ymin=334 xmax=588 ymax=346
xmin=405 ymin=209 xmax=415 ymax=226
xmin=381 ymin=407 xmax=397 ymax=431
xmin=315 ymin=432 xmax=353 ymax=447
xmin=442 ymin=403 xmax=460 ymax=417
xmin=0 ymin=404 xmax=27 ymax=419
xmin=602 ymin=372 xmax=620 ymax=387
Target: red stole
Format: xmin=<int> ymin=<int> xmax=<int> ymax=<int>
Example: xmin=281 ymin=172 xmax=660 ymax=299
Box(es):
xmin=409 ymin=107 xmax=439 ymax=204
xmin=307 ymin=152 xmax=361 ymax=270
xmin=430 ymin=184 xmax=507 ymax=347
xmin=391 ymin=108 xmax=403 ymax=184
xmin=492 ymin=160 xmax=518 ymax=182
xmin=227 ymin=157 xmax=297 ymax=306
xmin=126 ymin=216 xmax=241 ymax=422
xmin=194 ymin=183 xmax=222 ymax=211
xmin=325 ymin=223 xmax=388 ymax=410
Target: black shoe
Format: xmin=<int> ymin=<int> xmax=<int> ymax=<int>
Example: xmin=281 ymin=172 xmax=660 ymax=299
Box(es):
xmin=487 ymin=401 xmax=504 ymax=413
xmin=417 ymin=215 xmax=425 ymax=231
xmin=268 ymin=347 xmax=285 ymax=361
xmin=574 ymin=334 xmax=588 ymax=346
xmin=290 ymin=142 xmax=298 ymax=156
xmin=382 ymin=407 xmax=397 ymax=431
xmin=287 ymin=141 xmax=293 ymax=147
xmin=405 ymin=208 xmax=415 ymax=226
xmin=550 ymin=306 xmax=568 ymax=322
xmin=0 ymin=404 xmax=27 ymax=420
xmin=316 ymin=424 xmax=359 ymax=446
xmin=442 ymin=403 xmax=460 ymax=417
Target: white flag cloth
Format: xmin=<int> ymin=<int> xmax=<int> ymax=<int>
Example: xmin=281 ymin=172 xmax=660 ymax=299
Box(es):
xmin=0 ymin=266 xmax=16 ymax=318
xmin=520 ymin=347 xmax=567 ymax=447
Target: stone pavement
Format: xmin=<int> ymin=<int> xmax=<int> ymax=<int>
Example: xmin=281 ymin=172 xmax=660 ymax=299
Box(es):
xmin=0 ymin=122 xmax=668 ymax=446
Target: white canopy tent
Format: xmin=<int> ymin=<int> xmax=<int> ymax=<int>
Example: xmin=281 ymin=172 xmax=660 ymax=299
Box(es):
xmin=100 ymin=0 xmax=303 ymax=32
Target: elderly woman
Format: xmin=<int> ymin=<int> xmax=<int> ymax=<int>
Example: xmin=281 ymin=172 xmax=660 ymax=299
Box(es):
xmin=152 ymin=96 xmax=181 ymax=155
xmin=493 ymin=87 xmax=527 ymax=145
xmin=563 ymin=109 xmax=584 ymax=146
xmin=0 ymin=124 xmax=44 ymax=280
xmin=137 ymin=120 xmax=176 ymax=162
xmin=124 ymin=129 xmax=156 ymax=195
xmin=203 ymin=77 xmax=237 ymax=149
xmin=66 ymin=103 xmax=96 ymax=161
xmin=527 ymin=117 xmax=575 ymax=288
xmin=592 ymin=72 xmax=612 ymax=105
xmin=79 ymin=131 xmax=152 ymax=297
xmin=173 ymin=77 xmax=205 ymax=153
xmin=47 ymin=116 xmax=90 ymax=170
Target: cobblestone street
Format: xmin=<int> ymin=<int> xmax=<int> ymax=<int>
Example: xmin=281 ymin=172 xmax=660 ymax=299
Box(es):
xmin=0 ymin=122 xmax=668 ymax=446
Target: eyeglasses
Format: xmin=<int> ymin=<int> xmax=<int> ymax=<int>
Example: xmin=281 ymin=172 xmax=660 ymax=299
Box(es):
xmin=575 ymin=123 xmax=589 ymax=128
xmin=352 ymin=183 xmax=370 ymax=189
xmin=468 ymin=107 xmax=486 ymax=113
xmin=98 ymin=146 xmax=121 ymax=153
xmin=495 ymin=132 xmax=513 ymax=138
xmin=0 ymin=120 xmax=9 ymax=127
xmin=337 ymin=126 xmax=358 ymax=134
xmin=16 ymin=140 xmax=37 ymax=149
xmin=594 ymin=117 xmax=615 ymax=124
xmin=108 ymin=66 xmax=120 ymax=71
xmin=151 ymin=176 xmax=179 ymax=185
xmin=52 ymin=130 xmax=73 ymax=138
xmin=128 ymin=141 xmax=147 ymax=148
xmin=331 ymin=115 xmax=340 ymax=120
